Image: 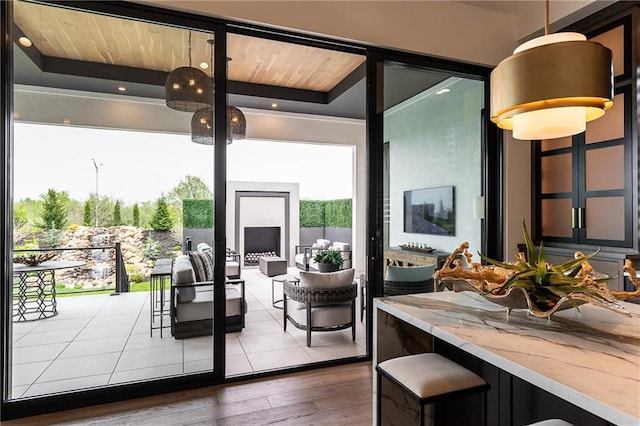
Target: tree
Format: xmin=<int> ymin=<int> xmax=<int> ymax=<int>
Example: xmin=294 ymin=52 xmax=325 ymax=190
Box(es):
xmin=39 ymin=189 xmax=68 ymax=230
xmin=112 ymin=201 xmax=122 ymax=226
xmin=132 ymin=203 xmax=140 ymax=227
xmin=166 ymin=175 xmax=213 ymax=207
xmin=83 ymin=200 xmax=92 ymax=226
xmin=148 ymin=195 xmax=174 ymax=231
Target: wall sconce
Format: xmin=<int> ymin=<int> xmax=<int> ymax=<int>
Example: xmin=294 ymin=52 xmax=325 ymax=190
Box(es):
xmin=473 ymin=196 xmax=485 ymax=220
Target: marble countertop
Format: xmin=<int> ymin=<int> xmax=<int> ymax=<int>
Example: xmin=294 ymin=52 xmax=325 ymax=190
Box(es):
xmin=374 ymin=291 xmax=640 ymax=426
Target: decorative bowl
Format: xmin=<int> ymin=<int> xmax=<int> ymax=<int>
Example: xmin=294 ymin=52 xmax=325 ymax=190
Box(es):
xmin=439 ymin=277 xmax=630 ymax=318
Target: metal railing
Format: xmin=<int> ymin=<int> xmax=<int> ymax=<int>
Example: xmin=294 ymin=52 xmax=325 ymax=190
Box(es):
xmin=13 ymin=243 xmax=130 ymax=294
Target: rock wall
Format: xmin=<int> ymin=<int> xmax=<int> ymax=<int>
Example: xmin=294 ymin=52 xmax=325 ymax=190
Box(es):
xmin=23 ymin=226 xmax=179 ymax=290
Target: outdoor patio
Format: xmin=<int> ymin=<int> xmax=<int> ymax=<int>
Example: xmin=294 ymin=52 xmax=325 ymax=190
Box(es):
xmin=11 ymin=267 xmax=366 ymax=399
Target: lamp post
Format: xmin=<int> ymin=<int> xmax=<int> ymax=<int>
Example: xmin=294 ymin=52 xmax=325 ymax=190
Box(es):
xmin=91 ymin=158 xmax=102 ymax=227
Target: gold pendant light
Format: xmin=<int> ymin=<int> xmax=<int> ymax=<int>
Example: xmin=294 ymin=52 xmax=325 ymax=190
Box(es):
xmin=490 ymin=0 xmax=614 ymax=140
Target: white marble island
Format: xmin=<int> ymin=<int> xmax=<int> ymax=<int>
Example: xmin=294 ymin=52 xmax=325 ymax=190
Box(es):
xmin=373 ymin=291 xmax=640 ymax=425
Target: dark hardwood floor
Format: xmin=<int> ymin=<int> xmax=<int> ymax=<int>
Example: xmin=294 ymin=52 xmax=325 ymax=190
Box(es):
xmin=4 ymin=362 xmax=373 ymax=425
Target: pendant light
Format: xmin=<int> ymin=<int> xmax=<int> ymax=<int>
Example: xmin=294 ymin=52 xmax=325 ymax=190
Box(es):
xmin=191 ymin=39 xmax=247 ymax=145
xmin=490 ymin=0 xmax=613 ymax=140
xmin=165 ymin=31 xmax=213 ymax=112
xmin=191 ymin=106 xmax=246 ymax=145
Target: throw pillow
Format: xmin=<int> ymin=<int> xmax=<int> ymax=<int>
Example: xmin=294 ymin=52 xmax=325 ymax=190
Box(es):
xmin=188 ymin=251 xmax=213 ymax=282
xmin=299 ymin=268 xmax=355 ymax=289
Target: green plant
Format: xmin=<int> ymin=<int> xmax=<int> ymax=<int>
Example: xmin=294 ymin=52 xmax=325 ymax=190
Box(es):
xmin=148 ymin=195 xmax=174 ymax=231
xmin=112 ymin=200 xmax=122 ymax=226
xmin=83 ymin=200 xmax=92 ymax=226
xmin=125 ymin=264 xmax=144 ymax=283
xmin=141 ymin=236 xmax=160 ymax=261
xmin=39 ymin=188 xmax=68 ymax=230
xmin=479 ymin=221 xmax=612 ymax=310
xmin=324 ymin=199 xmax=352 ymax=228
xmin=313 ymin=249 xmax=344 ymax=267
xmin=67 ymin=223 xmax=80 ymax=231
xmin=132 ymin=204 xmax=140 ymax=227
xmin=42 ymin=227 xmax=62 ymax=248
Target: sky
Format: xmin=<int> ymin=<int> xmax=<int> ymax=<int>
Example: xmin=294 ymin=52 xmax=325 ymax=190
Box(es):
xmin=13 ymin=123 xmax=354 ymax=205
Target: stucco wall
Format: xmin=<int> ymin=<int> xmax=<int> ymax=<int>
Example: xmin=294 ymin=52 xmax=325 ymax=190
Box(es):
xmin=384 ymin=77 xmax=483 ymax=253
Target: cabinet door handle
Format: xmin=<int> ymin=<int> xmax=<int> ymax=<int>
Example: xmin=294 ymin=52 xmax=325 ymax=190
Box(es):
xmin=578 ymin=207 xmax=585 ymax=229
xmin=571 ymin=208 xmax=577 ymax=229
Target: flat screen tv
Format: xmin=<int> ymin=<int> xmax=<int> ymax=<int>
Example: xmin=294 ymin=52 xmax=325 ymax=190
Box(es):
xmin=403 ymin=186 xmax=455 ymax=235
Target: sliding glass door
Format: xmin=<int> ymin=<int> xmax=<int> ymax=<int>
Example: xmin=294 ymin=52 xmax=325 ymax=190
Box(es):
xmin=6 ymin=0 xmax=223 ymax=408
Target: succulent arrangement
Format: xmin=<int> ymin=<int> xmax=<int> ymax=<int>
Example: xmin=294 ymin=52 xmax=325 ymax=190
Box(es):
xmin=314 ymin=248 xmax=344 ymax=267
xmin=434 ymin=221 xmax=639 ymax=317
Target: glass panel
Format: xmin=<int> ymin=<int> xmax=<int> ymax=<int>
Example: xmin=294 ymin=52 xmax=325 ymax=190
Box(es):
xmin=11 ymin=1 xmax=216 ymax=398
xmin=382 ymin=64 xmax=484 ymax=285
xmin=224 ymin=32 xmax=366 ymax=374
xmin=586 ymin=93 xmax=624 ymax=144
xmin=585 ymin=197 xmax=625 ymax=241
xmin=585 ymin=145 xmax=624 ymax=191
xmin=541 ymin=154 xmax=572 ymax=193
xmin=590 ymin=25 xmax=624 ymax=77
xmin=541 ymin=199 xmax=573 ymax=238
xmin=541 ymin=136 xmax=572 ymax=151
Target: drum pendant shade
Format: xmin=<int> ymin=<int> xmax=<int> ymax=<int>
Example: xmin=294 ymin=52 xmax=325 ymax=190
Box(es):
xmin=489 ymin=1 xmax=613 ymax=140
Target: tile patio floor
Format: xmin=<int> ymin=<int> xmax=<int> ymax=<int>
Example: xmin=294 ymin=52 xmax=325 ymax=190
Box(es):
xmin=10 ymin=267 xmax=367 ymax=399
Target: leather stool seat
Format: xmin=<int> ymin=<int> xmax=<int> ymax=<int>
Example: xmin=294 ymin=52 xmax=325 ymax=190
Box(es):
xmin=376 ymin=353 xmax=489 ymax=425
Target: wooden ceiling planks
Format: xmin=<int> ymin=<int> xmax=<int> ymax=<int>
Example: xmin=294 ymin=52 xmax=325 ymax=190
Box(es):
xmin=13 ymin=1 xmax=364 ymax=92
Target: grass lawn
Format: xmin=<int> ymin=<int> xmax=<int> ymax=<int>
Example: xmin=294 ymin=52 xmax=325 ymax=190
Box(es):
xmin=55 ymin=281 xmax=150 ymax=297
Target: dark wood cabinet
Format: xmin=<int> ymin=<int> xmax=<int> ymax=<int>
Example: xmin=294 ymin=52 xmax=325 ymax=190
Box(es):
xmin=534 ymin=9 xmax=637 ymax=248
xmin=532 ymin=6 xmax=639 ymax=290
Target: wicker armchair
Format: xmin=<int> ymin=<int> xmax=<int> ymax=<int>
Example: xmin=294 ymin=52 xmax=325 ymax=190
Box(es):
xmin=283 ymin=269 xmax=357 ymax=347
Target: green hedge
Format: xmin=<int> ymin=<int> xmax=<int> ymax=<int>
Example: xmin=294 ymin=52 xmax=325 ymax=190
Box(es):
xmin=324 ymin=199 xmax=352 ymax=228
xmin=183 ymin=199 xmax=213 ymax=228
xmin=300 ymin=199 xmax=351 ymax=228
xmin=300 ymin=200 xmax=325 ymax=227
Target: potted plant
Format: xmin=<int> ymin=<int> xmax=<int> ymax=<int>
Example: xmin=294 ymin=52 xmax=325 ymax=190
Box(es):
xmin=314 ymin=248 xmax=344 ymax=273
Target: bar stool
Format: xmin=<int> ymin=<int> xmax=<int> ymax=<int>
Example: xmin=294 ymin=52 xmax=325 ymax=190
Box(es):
xmin=527 ymin=421 xmax=573 ymax=426
xmin=376 ymin=353 xmax=489 ymax=426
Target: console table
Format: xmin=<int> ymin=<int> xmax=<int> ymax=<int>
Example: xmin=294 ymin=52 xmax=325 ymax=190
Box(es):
xmin=383 ymin=247 xmax=450 ymax=278
xmin=374 ymin=292 xmax=640 ymax=425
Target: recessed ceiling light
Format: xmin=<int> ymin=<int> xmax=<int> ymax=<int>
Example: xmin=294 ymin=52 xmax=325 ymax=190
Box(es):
xmin=117 ymin=86 xmax=127 ymax=92
xmin=436 ymin=88 xmax=450 ymax=95
xmin=200 ymin=62 xmax=209 ymax=70
xmin=63 ymin=118 xmax=71 ymax=125
xmin=18 ymin=37 xmax=32 ymax=48
xmin=271 ymin=103 xmax=278 ymax=108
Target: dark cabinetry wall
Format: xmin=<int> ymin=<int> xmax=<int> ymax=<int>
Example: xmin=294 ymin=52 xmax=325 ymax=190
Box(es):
xmin=532 ymin=5 xmax=639 ymax=290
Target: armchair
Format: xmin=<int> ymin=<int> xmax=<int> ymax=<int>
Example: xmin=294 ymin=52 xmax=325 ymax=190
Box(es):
xmin=383 ymin=264 xmax=435 ymax=296
xmin=283 ymin=268 xmax=357 ymax=347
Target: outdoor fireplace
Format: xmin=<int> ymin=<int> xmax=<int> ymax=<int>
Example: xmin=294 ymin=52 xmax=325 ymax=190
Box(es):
xmin=244 ymin=226 xmax=281 ymax=265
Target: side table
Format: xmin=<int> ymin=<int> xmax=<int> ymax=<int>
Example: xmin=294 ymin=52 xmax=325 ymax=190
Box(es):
xmin=271 ymin=274 xmax=299 ymax=309
xmin=150 ymin=258 xmax=172 ymax=337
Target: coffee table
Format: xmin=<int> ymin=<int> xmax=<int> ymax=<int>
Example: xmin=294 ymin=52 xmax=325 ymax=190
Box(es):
xmin=271 ymin=274 xmax=299 ymax=309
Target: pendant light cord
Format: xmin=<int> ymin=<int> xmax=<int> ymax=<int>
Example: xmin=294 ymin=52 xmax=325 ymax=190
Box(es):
xmin=544 ymin=0 xmax=550 ymax=35
xmin=188 ymin=31 xmax=192 ymax=67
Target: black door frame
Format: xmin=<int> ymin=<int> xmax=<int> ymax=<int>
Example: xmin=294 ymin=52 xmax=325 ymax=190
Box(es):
xmin=364 ymin=49 xmax=503 ymax=344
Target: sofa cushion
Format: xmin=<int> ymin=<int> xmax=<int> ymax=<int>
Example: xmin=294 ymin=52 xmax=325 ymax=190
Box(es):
xmin=385 ymin=264 xmax=435 ymax=282
xmin=299 ymin=268 xmax=355 ymax=289
xmin=285 ymin=300 xmax=351 ymax=327
xmin=173 ymin=255 xmax=196 ymax=302
xmin=174 ymin=284 xmax=244 ymax=322
xmin=331 ymin=242 xmax=351 ymax=260
xmin=197 ymin=243 xmax=212 ymax=252
xmin=189 ymin=251 xmax=213 ymax=281
xmin=316 ymin=239 xmax=331 ymax=248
